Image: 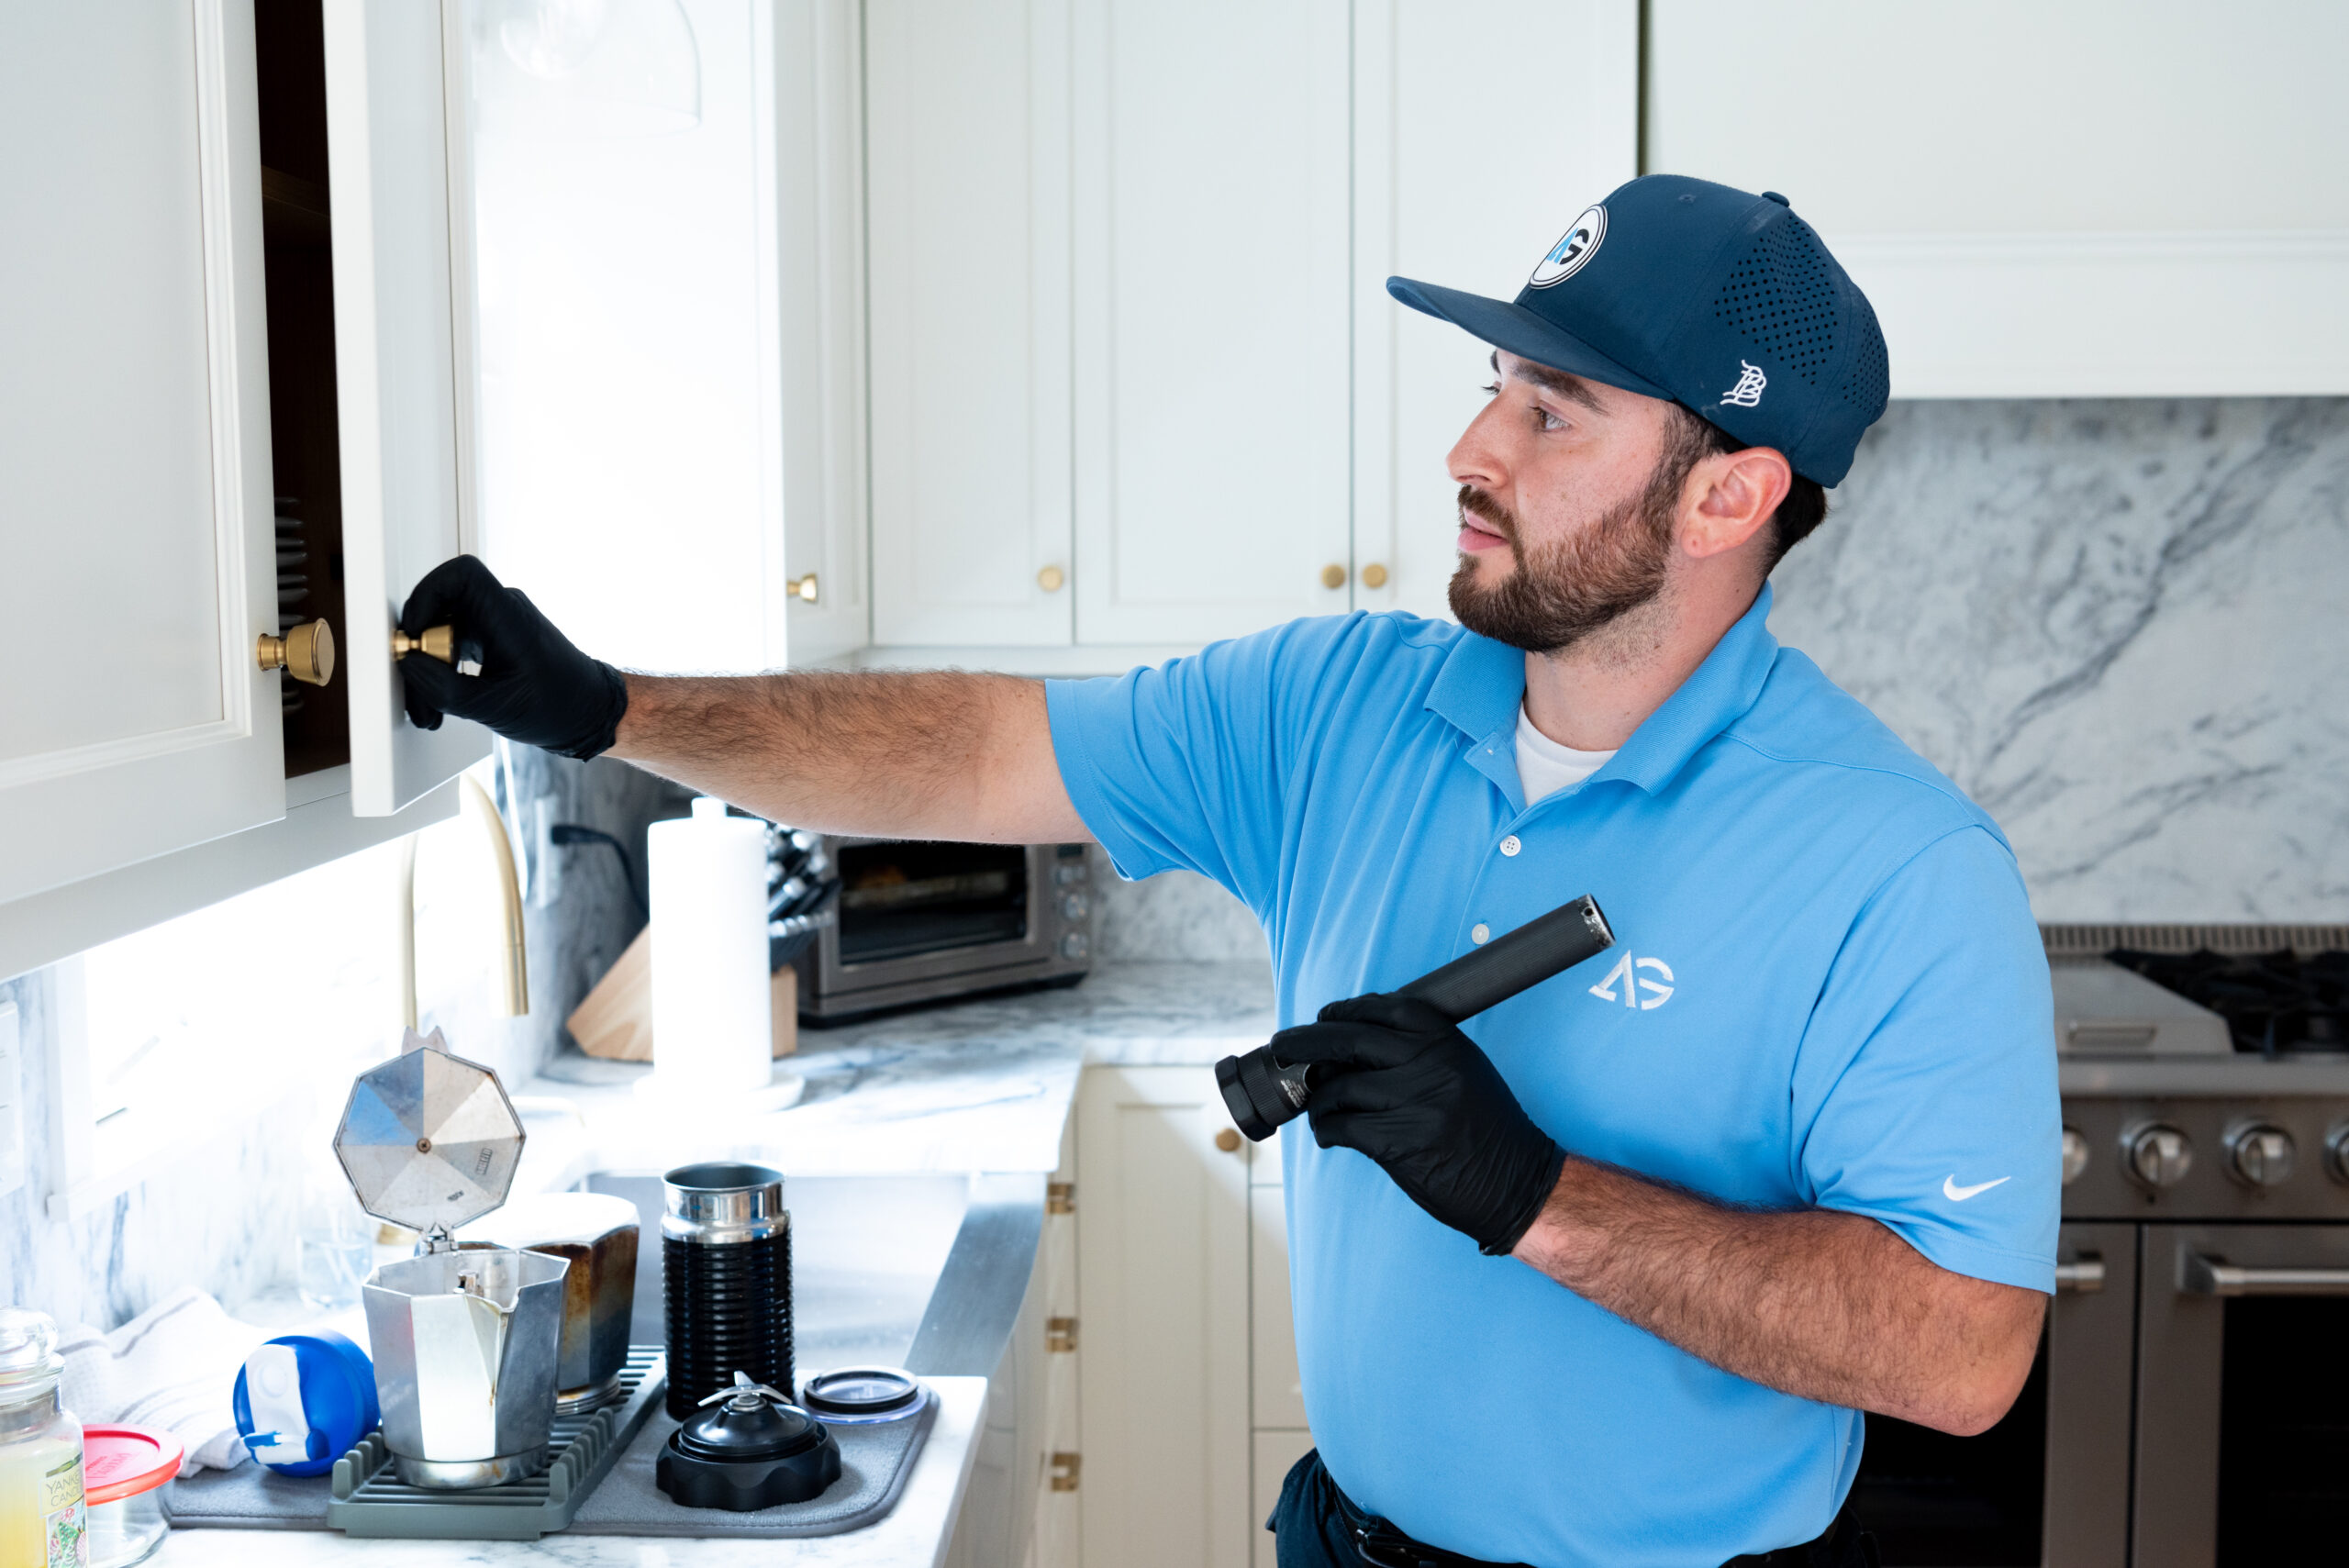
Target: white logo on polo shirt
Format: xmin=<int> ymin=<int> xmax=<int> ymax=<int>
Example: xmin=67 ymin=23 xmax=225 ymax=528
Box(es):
xmin=1943 ymin=1175 xmax=2010 ymax=1202
xmin=1588 ymin=952 xmax=1675 ymax=1010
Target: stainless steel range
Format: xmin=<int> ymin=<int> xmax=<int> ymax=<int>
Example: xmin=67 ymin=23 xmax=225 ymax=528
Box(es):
xmin=1853 ymin=923 xmax=2349 ymax=1568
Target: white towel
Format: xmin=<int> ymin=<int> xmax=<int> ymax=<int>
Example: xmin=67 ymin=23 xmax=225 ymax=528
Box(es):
xmin=56 ymin=1287 xmax=269 ymax=1475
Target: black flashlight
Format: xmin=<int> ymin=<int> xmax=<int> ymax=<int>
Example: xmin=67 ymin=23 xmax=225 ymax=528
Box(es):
xmin=1214 ymin=894 xmax=1615 ymax=1141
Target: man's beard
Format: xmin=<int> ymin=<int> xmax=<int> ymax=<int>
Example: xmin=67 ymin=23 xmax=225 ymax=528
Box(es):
xmin=1446 ymin=459 xmax=1685 ymax=655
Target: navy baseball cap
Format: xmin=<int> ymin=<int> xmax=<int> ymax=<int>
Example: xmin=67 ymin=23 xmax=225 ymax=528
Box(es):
xmin=1388 ymin=174 xmax=1889 ymax=485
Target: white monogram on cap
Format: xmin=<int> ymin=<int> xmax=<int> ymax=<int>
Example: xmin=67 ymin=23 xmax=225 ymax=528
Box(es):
xmin=1720 ymin=360 xmax=1767 ymax=407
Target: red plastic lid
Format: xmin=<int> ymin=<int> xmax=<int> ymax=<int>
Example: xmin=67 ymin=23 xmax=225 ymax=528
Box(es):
xmin=82 ymin=1426 xmax=183 ymax=1504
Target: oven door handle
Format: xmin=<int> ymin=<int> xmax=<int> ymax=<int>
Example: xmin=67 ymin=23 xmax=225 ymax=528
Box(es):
xmin=2182 ymin=1252 xmax=2349 ymax=1297
xmin=2053 ymin=1257 xmax=2106 ymax=1294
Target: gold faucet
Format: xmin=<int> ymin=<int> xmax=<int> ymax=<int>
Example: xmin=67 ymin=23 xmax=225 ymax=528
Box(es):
xmin=400 ymin=774 xmax=531 ymax=1029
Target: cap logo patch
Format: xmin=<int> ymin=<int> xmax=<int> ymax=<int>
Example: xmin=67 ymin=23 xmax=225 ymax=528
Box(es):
xmin=1720 ymin=360 xmax=1766 ymax=407
xmin=1528 ymin=205 xmax=1607 ymax=288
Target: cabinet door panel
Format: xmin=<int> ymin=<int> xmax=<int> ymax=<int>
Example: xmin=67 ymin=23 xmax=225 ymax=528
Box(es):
xmin=323 ymin=0 xmax=486 ymax=814
xmin=1071 ymin=0 xmax=1353 ymax=645
xmin=867 ymin=0 xmax=1074 ymax=647
xmin=0 ymin=0 xmax=284 ymax=903
xmin=1076 ymin=1066 xmax=1251 ymax=1568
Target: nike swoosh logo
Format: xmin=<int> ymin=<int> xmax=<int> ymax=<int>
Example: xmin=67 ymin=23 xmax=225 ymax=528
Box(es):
xmin=1943 ymin=1175 xmax=2011 ymax=1202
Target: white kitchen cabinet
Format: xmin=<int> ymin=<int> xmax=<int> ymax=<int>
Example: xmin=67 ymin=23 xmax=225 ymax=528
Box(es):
xmin=0 ymin=0 xmax=484 ymax=969
xmin=866 ymin=0 xmax=1074 ymax=649
xmin=1646 ymin=1 xmax=2349 ymax=397
xmin=1075 ymin=1066 xmax=1252 ymax=1568
xmin=859 ymin=0 xmax=1637 ymax=660
xmin=1066 ymin=0 xmax=1355 ymax=647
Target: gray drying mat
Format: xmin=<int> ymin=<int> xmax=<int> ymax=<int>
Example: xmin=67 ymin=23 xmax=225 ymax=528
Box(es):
xmin=167 ymin=1347 xmax=667 ymax=1539
xmin=562 ymin=1387 xmax=936 ymax=1538
xmin=165 ymin=1351 xmax=935 ymax=1541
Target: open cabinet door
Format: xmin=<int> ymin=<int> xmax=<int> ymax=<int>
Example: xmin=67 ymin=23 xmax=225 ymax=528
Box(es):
xmin=323 ymin=0 xmax=489 ymax=816
xmin=0 ymin=2 xmax=285 ymax=905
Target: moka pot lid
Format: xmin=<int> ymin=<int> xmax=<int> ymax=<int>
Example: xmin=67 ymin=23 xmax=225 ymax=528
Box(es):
xmin=334 ymin=1028 xmax=526 ymax=1239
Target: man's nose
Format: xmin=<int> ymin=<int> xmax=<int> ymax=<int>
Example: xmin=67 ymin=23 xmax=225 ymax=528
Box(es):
xmin=1448 ymin=396 xmax=1509 ymax=491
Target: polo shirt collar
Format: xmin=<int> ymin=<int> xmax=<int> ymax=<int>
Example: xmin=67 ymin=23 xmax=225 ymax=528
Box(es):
xmin=1425 ymin=584 xmax=1781 ymax=800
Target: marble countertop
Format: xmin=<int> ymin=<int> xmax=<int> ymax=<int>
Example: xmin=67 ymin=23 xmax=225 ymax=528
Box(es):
xmin=514 ymin=961 xmax=1275 ymax=1182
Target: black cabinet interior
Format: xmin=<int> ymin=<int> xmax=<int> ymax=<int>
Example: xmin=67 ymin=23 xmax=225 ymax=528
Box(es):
xmin=255 ymin=0 xmax=348 ymax=778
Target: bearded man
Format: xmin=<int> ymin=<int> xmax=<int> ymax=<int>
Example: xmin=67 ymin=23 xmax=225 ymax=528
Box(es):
xmin=401 ymin=175 xmax=2058 ymax=1568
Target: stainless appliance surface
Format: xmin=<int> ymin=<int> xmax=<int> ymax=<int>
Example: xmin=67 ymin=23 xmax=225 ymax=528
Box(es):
xmin=794 ymin=839 xmax=1097 ymax=1021
xmin=1854 ymin=925 xmax=2349 ymax=1568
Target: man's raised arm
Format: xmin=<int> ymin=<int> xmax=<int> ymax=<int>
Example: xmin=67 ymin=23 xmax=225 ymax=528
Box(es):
xmin=397 ymin=555 xmax=1090 ymax=845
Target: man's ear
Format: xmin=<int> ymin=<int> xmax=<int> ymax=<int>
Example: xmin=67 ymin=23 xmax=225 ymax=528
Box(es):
xmin=1683 ymin=448 xmax=1791 ymax=561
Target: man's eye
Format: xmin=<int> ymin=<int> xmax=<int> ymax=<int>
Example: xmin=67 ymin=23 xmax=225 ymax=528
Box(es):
xmin=1535 ymin=406 xmax=1567 ymax=431
xmin=1480 ymin=381 xmax=1500 ymax=397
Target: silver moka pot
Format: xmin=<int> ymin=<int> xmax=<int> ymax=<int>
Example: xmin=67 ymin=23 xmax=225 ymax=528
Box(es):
xmin=335 ymin=1029 xmax=569 ymax=1488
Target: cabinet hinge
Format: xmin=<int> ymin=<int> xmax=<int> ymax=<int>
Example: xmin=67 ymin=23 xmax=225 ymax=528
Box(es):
xmin=1046 ymin=1181 xmax=1075 ymax=1215
xmin=1046 ymin=1316 xmax=1078 ymax=1353
xmin=1049 ymin=1451 xmax=1082 ymax=1492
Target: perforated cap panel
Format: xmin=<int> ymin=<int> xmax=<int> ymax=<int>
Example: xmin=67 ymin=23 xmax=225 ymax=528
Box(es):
xmin=1710 ymin=217 xmax=1841 ymax=385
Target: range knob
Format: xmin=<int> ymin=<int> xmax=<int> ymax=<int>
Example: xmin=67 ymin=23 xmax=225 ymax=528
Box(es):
xmin=2060 ymin=1127 xmax=2090 ymax=1186
xmin=2325 ymin=1123 xmax=2349 ymax=1185
xmin=2223 ymin=1121 xmax=2296 ymax=1189
xmin=1061 ymin=892 xmax=1090 ymax=921
xmin=2122 ymin=1123 xmax=2193 ymax=1192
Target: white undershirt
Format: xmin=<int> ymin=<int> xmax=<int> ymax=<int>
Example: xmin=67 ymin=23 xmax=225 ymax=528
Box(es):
xmin=1515 ymin=706 xmax=1618 ymax=805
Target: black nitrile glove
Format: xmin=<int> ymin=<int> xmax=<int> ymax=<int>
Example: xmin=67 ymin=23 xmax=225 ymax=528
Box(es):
xmin=1270 ymin=991 xmax=1566 ymax=1256
xmin=398 ymin=555 xmax=629 ymax=761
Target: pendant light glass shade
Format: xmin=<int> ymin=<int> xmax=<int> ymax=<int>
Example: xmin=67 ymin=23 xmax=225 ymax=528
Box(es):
xmin=470 ymin=0 xmax=701 ymax=139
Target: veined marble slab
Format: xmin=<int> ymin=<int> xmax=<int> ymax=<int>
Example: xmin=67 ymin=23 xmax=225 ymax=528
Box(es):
xmin=1773 ymin=397 xmax=2349 ymax=922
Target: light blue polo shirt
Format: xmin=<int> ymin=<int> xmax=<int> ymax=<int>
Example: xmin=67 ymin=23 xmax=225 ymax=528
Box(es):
xmin=1045 ymin=585 xmax=2059 ymax=1568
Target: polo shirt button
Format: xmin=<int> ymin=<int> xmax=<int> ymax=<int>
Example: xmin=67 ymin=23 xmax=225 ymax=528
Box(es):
xmin=1499 ymin=835 xmax=1521 ymax=857
xmin=1471 ymin=923 xmax=1491 ymax=944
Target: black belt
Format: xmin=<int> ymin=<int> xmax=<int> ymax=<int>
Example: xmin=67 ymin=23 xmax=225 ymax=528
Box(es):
xmin=1325 ymin=1470 xmax=1874 ymax=1568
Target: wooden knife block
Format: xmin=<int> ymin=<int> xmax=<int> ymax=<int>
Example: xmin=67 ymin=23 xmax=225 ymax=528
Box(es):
xmin=566 ymin=925 xmax=797 ymax=1062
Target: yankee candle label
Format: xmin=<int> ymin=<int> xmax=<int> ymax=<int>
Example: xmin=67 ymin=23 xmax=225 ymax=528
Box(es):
xmin=42 ymin=1456 xmax=84 ymax=1568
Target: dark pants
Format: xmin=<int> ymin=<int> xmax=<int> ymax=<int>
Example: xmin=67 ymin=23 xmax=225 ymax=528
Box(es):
xmin=1266 ymin=1448 xmax=1879 ymax=1568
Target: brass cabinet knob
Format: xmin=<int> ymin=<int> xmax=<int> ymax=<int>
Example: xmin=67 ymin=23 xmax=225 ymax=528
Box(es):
xmin=391 ymin=625 xmax=455 ymax=663
xmin=787 ymin=573 xmax=819 ymax=604
xmin=1360 ymin=562 xmax=1389 ymax=589
xmin=1319 ymin=563 xmax=1346 ymax=590
xmin=258 ymin=618 xmax=336 ymax=686
xmin=1038 ymin=565 xmax=1066 ymax=593
xmin=1214 ymin=1128 xmax=1241 ymax=1153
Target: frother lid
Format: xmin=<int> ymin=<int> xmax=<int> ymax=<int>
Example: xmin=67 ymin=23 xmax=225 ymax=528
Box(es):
xmin=335 ymin=1029 xmax=525 ymax=1237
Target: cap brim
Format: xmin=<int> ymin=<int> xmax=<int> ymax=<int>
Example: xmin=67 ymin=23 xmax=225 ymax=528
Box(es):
xmin=1386 ymin=277 xmax=1677 ymax=404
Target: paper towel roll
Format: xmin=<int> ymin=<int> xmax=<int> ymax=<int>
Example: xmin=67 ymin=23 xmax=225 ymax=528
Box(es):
xmin=648 ymin=797 xmax=773 ymax=1095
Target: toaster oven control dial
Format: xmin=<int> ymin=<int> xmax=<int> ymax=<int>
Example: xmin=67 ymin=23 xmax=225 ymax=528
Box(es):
xmin=1060 ymin=933 xmax=1089 ymax=961
xmin=2122 ymin=1123 xmax=2193 ymax=1192
xmin=1061 ymin=893 xmax=1090 ymax=921
xmin=2060 ymin=1127 xmax=2089 ymax=1186
xmin=2223 ymin=1121 xmax=2297 ymax=1189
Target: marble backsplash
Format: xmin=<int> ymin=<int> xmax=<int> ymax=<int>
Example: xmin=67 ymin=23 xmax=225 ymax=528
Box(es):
xmin=1770 ymin=398 xmax=2349 ymax=922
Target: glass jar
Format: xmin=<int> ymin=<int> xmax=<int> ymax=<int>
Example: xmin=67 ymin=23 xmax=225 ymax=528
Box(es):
xmin=0 ymin=1308 xmax=85 ymax=1568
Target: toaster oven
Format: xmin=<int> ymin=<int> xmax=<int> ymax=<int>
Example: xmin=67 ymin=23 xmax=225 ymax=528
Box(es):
xmin=793 ymin=838 xmax=1097 ymax=1023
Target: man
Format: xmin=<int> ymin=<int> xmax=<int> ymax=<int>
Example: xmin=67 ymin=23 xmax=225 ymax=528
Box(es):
xmin=403 ymin=175 xmax=2057 ymax=1567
